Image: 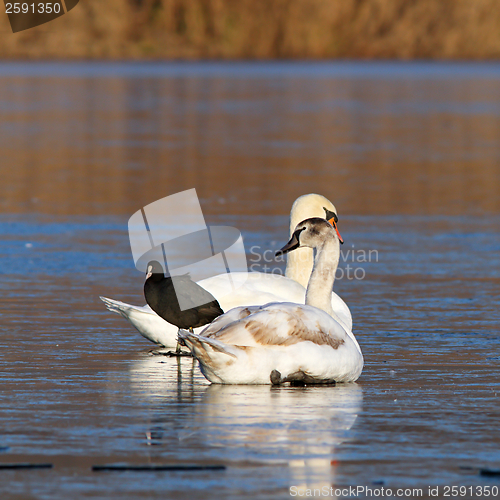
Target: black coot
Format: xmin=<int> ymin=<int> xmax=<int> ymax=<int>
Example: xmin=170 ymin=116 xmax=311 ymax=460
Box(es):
xmin=144 ymin=261 xmax=224 ymax=354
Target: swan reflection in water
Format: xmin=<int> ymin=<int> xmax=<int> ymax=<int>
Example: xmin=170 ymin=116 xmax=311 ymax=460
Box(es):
xmin=200 ymin=383 xmax=362 ymax=493
xmin=128 ymin=355 xmax=362 ymax=495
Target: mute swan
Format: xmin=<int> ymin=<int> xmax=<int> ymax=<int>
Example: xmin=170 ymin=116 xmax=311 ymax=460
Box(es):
xmin=179 ymin=218 xmax=363 ymax=385
xmin=144 ymin=261 xmax=224 ymax=353
xmin=100 ymin=194 xmax=352 ymax=348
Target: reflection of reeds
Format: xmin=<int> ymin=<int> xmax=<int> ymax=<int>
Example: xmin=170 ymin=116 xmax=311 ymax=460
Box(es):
xmin=2 ymin=74 xmax=500 ymax=217
xmin=2 ymin=0 xmax=500 ymax=59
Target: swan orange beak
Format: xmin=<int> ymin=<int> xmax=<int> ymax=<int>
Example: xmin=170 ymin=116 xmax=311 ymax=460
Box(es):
xmin=328 ymin=217 xmax=344 ymax=245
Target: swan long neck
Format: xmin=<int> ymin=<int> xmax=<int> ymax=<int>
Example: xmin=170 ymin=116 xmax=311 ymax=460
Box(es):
xmin=285 ymin=198 xmax=315 ymax=288
xmin=305 ymin=235 xmax=340 ymax=316
xmin=285 ymin=247 xmax=313 ymax=288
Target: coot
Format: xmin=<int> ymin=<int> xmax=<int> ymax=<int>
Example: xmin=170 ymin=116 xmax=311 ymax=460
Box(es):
xmin=144 ymin=261 xmax=224 ymax=354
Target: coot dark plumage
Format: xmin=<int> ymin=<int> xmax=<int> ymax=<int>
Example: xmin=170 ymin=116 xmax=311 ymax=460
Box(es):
xmin=144 ymin=261 xmax=224 ymax=354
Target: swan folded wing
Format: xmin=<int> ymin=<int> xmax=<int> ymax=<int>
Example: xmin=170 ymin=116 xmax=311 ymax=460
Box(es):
xmin=203 ymin=303 xmax=346 ymax=349
xmin=200 ymin=305 xmax=262 ymax=337
xmin=200 ymin=273 xmax=307 ymax=311
xmin=200 ymin=273 xmax=352 ymax=331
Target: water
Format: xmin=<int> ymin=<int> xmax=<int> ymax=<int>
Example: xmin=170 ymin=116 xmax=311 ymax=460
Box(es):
xmin=0 ymin=62 xmax=499 ymax=499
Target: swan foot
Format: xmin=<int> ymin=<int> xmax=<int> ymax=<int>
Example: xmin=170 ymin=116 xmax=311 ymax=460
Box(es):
xmin=270 ymin=369 xmax=336 ymax=386
xmin=148 ymin=348 xmax=192 ymax=357
xmin=164 ymin=350 xmax=192 ymax=357
xmin=270 ymin=370 xmax=282 ymax=385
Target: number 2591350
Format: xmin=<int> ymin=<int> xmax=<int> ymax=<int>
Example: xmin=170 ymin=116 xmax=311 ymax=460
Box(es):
xmin=5 ymin=3 xmax=62 ymax=14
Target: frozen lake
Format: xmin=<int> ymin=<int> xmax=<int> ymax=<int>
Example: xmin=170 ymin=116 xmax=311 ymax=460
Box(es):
xmin=0 ymin=62 xmax=499 ymax=499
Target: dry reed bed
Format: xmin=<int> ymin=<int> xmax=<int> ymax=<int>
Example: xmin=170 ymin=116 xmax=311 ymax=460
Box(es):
xmin=1 ymin=0 xmax=500 ymax=59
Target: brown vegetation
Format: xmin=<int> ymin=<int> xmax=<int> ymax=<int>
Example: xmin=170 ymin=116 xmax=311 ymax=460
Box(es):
xmin=1 ymin=0 xmax=500 ymax=59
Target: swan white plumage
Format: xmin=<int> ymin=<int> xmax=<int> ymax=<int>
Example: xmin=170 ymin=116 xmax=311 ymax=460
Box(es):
xmin=100 ymin=194 xmax=352 ymax=348
xmin=179 ymin=217 xmax=363 ymax=384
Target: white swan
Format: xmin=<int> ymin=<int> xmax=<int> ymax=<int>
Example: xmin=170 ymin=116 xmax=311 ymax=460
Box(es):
xmin=100 ymin=194 xmax=352 ymax=348
xmin=179 ymin=217 xmax=363 ymax=385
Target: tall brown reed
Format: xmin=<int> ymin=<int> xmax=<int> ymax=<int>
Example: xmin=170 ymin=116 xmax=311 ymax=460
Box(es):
xmin=1 ymin=0 xmax=500 ymax=59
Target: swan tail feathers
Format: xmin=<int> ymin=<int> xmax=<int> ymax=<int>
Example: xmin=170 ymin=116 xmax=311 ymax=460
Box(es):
xmin=100 ymin=296 xmax=131 ymax=315
xmin=178 ymin=330 xmax=238 ymax=359
xmin=99 ymin=296 xmax=152 ymax=317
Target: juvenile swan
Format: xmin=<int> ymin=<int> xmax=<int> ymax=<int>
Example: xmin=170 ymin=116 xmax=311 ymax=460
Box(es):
xmin=100 ymin=194 xmax=352 ymax=347
xmin=179 ymin=218 xmax=363 ymax=385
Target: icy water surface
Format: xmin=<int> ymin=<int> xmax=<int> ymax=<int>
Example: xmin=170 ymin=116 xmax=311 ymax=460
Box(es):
xmin=0 ymin=62 xmax=499 ymax=499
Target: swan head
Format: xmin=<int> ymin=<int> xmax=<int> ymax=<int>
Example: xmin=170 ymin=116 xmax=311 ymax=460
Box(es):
xmin=276 ymin=217 xmax=343 ymax=256
xmin=285 ymin=195 xmax=341 ymax=288
xmin=145 ymin=260 xmax=165 ymax=281
xmin=290 ymin=194 xmax=338 ymax=229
